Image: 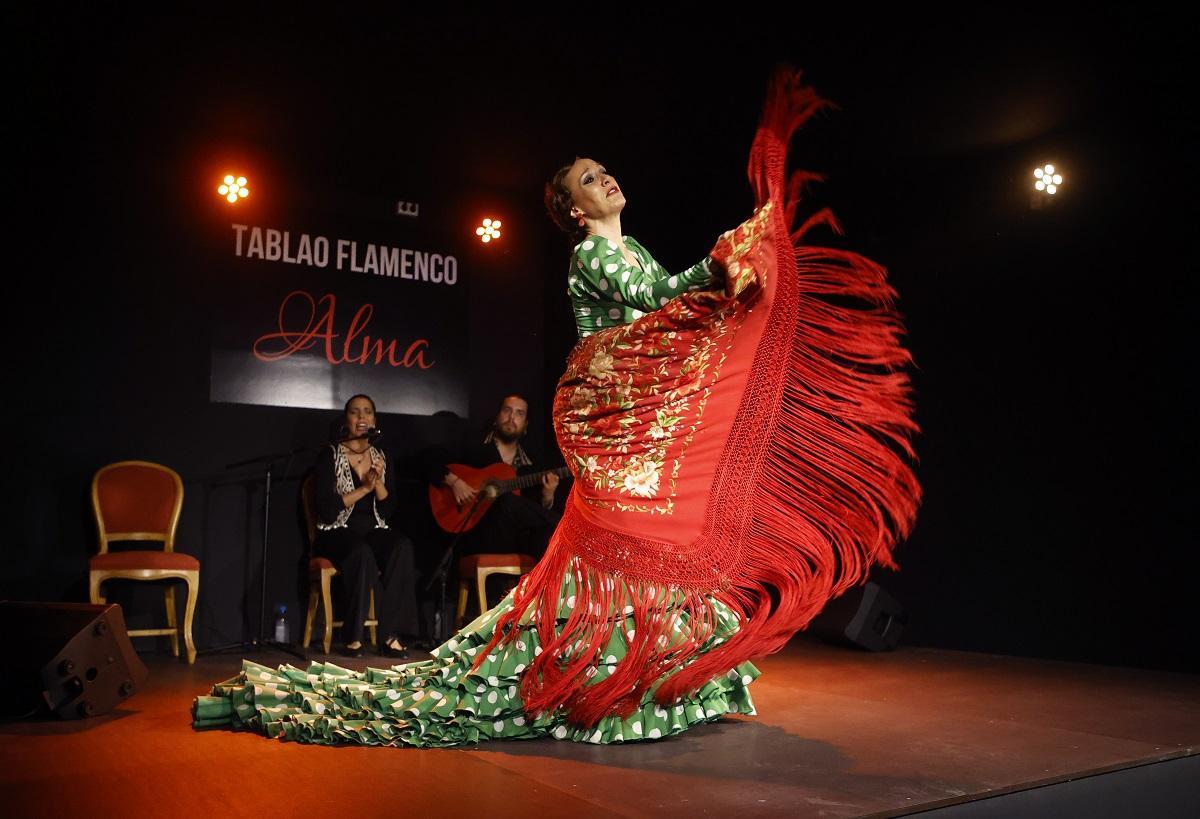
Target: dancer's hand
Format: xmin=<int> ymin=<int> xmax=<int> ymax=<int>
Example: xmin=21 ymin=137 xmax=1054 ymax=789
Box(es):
xmin=363 ymin=468 xmax=379 ymax=491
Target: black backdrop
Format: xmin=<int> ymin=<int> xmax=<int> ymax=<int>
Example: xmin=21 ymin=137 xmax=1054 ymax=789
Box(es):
xmin=11 ymin=10 xmax=1196 ymax=672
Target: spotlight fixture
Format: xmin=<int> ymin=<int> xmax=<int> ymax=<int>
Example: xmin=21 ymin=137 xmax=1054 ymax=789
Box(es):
xmin=218 ymin=174 xmax=250 ymax=204
xmin=476 ymin=218 xmax=502 ymax=243
xmin=1033 ymin=164 xmax=1063 ymax=196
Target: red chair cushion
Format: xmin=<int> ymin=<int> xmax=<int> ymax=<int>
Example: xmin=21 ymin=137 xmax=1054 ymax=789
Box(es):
xmin=458 ymin=553 xmax=537 ymax=573
xmin=90 ymin=551 xmax=199 ymax=571
xmin=309 ymin=557 xmax=336 ymax=577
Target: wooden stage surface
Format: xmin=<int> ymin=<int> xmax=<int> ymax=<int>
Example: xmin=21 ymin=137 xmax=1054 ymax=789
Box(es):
xmin=1 ymin=638 xmax=1196 ymax=818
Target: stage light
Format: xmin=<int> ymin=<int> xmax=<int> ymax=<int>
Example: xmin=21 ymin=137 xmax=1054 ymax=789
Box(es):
xmin=1033 ymin=164 xmax=1062 ymax=196
xmin=475 ymin=218 xmax=502 ymax=243
xmin=218 ymin=174 xmax=250 ymax=204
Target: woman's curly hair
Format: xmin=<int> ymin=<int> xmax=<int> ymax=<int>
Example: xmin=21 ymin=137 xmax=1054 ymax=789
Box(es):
xmin=544 ymin=158 xmax=587 ymax=245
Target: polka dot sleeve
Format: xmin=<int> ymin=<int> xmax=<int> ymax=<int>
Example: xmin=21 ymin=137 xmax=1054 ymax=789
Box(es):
xmin=572 ymin=237 xmax=717 ymax=312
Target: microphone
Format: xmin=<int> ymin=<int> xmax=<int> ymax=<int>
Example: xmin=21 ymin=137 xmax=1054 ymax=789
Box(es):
xmin=336 ymin=426 xmax=381 ymax=445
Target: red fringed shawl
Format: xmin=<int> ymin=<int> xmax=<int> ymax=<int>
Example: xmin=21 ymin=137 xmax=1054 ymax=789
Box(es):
xmin=479 ymin=67 xmax=921 ymax=727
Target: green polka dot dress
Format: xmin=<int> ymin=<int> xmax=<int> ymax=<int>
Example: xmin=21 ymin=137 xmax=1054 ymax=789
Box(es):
xmin=192 ymin=568 xmax=759 ymax=746
xmin=568 ymin=236 xmax=718 ymax=337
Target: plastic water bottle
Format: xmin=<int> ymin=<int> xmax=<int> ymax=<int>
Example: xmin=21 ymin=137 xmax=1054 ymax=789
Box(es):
xmin=274 ymin=604 xmax=290 ymax=643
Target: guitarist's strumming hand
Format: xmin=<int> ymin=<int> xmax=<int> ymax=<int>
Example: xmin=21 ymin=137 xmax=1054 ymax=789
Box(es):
xmin=445 ymin=472 xmax=478 ymax=508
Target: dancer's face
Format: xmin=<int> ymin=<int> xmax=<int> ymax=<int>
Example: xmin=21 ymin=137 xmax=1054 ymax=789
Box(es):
xmin=567 ymin=157 xmax=625 ymax=223
xmin=345 ymin=397 xmax=376 ymax=439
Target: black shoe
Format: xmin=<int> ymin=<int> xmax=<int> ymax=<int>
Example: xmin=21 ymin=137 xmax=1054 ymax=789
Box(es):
xmin=340 ymin=643 xmax=365 ymax=658
xmin=379 ymin=640 xmax=409 ymax=660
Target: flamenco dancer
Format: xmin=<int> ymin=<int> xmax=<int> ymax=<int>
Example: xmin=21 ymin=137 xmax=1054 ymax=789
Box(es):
xmin=193 ymin=67 xmax=921 ymax=746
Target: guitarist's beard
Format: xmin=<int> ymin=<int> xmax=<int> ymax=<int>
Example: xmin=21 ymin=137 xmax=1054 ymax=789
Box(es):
xmin=492 ymin=424 xmax=524 ymax=444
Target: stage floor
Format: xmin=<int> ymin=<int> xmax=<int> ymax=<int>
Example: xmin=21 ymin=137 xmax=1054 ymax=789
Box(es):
xmin=1 ymin=638 xmax=1196 ymax=818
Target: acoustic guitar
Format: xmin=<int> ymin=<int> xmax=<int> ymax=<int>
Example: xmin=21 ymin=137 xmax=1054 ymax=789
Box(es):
xmin=429 ymin=462 xmax=571 ymax=533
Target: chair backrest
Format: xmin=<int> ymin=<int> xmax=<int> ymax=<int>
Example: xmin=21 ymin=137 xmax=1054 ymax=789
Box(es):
xmin=92 ymin=461 xmax=184 ymax=554
xmin=300 ymin=474 xmax=318 ymax=555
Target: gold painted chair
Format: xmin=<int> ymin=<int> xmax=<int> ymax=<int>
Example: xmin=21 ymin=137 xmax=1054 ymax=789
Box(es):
xmin=300 ymin=475 xmax=378 ymax=654
xmin=88 ymin=461 xmax=199 ymax=664
xmin=455 ymin=553 xmax=537 ymax=626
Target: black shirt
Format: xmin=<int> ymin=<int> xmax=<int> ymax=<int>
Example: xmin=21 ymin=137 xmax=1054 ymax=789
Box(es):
xmin=314 ymin=445 xmax=399 ymax=535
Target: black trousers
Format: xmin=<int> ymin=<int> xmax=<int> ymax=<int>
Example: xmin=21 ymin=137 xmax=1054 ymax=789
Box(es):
xmin=460 ymin=493 xmax=559 ymax=560
xmin=313 ymin=527 xmax=418 ymax=645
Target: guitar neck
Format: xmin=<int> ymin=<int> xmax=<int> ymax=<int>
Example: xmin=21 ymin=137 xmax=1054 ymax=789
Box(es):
xmin=497 ymin=466 xmax=571 ymax=493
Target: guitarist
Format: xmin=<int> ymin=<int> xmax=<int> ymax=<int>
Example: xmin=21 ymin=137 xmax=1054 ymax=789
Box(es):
xmin=426 ymin=394 xmax=563 ymax=562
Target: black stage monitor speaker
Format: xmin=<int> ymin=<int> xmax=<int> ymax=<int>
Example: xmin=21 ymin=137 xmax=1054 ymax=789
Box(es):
xmin=808 ymin=581 xmax=907 ymax=651
xmin=0 ymin=602 xmax=148 ymax=719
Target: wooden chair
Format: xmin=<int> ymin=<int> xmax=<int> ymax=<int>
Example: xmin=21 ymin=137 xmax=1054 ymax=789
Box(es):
xmin=299 ymin=475 xmax=378 ymax=654
xmin=456 ymin=553 xmax=537 ymax=625
xmin=88 ymin=461 xmax=199 ymax=664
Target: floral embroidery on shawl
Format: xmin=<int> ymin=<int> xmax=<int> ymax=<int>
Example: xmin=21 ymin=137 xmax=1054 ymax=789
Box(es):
xmin=554 ymin=204 xmax=775 ymax=515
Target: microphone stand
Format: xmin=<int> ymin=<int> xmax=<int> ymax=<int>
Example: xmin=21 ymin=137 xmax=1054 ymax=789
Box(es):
xmin=425 ymin=491 xmax=489 ymax=643
xmin=201 ymin=430 xmax=382 ymax=660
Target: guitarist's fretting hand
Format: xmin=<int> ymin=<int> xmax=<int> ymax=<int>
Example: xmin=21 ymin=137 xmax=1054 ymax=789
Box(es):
xmin=541 ymin=471 xmax=561 ymax=509
xmin=446 ymin=472 xmax=478 ymax=508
